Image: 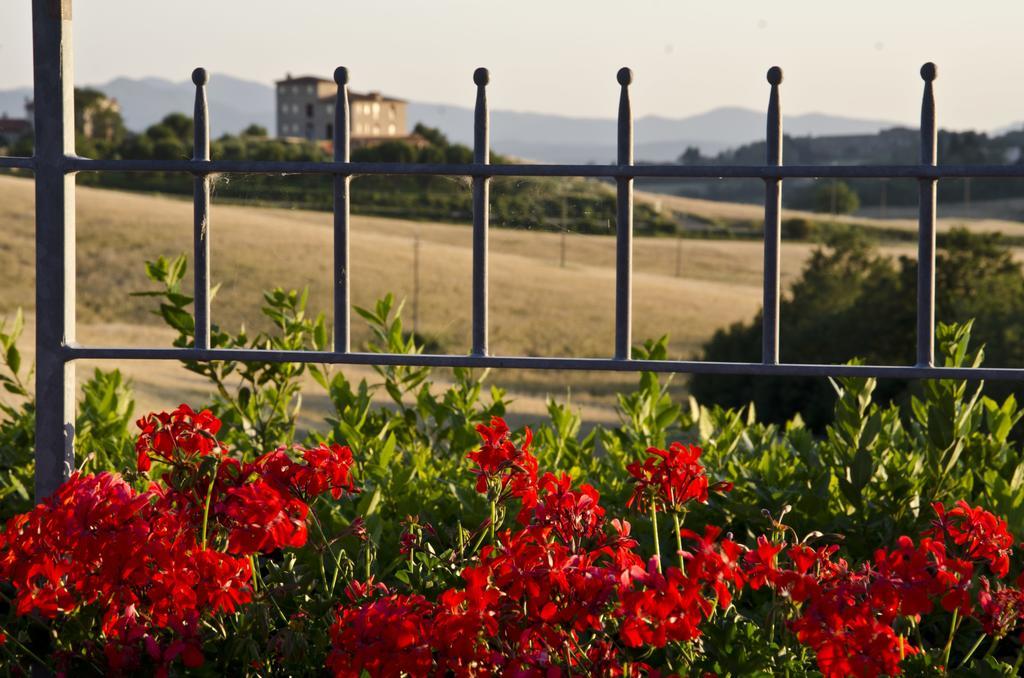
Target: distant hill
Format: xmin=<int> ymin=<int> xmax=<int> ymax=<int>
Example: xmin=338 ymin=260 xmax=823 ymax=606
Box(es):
xmin=0 ymin=75 xmax=273 ymax=139
xmin=2 ymin=74 xmax=901 ymax=161
xmin=406 ymin=102 xmax=901 ymax=163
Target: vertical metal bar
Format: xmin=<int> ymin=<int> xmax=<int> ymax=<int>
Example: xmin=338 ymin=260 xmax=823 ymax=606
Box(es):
xmin=471 ymin=67 xmax=490 ymax=356
xmin=333 ymin=67 xmax=351 ymax=352
xmin=192 ymin=68 xmax=211 ymax=349
xmin=615 ymin=67 xmax=634 ymax=360
xmin=762 ymin=66 xmax=783 ymax=365
xmin=917 ymin=62 xmax=938 ymax=367
xmin=32 ymin=0 xmax=76 ymax=501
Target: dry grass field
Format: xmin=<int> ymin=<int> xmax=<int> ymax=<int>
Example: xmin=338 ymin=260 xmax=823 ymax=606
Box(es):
xmin=637 ymin=189 xmax=1024 ymax=238
xmin=7 ymin=172 xmax=1011 ymax=423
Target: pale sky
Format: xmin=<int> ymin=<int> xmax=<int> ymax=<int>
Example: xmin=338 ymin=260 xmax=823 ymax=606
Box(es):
xmin=1 ymin=0 xmax=1022 ymax=130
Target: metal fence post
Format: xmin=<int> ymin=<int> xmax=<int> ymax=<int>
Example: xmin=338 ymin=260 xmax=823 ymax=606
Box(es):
xmin=615 ymin=67 xmax=634 ymax=360
xmin=471 ymin=67 xmax=490 ymax=356
xmin=334 ymin=67 xmax=351 ymax=353
xmin=192 ymin=68 xmax=211 ymax=349
xmin=32 ymin=0 xmax=76 ymax=500
xmin=917 ymin=62 xmax=938 ymax=367
xmin=762 ymin=66 xmax=783 ymax=365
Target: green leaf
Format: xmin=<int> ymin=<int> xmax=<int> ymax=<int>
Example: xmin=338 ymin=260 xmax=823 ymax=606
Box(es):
xmin=849 ymin=446 xmax=874 ymax=492
xmin=6 ymin=345 xmax=20 ymax=375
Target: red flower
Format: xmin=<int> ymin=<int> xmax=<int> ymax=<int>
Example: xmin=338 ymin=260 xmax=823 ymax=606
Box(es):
xmin=135 ymin=404 xmax=224 ymax=472
xmin=220 ymin=480 xmax=309 ymax=554
xmin=976 ymin=577 xmax=1024 ymax=639
xmin=530 ymin=472 xmax=606 ymax=546
xmin=327 ymin=593 xmax=437 ymax=677
xmin=743 ymin=535 xmax=785 ymax=590
xmin=626 ymin=442 xmax=729 ymax=514
xmin=466 ymin=417 xmax=538 ymax=502
xmin=926 ymin=501 xmax=1014 ymax=578
xmin=254 ymin=443 xmax=359 ymax=501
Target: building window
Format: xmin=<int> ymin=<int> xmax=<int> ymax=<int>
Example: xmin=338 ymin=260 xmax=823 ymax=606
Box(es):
xmin=307 ymin=85 xmax=314 ymax=95
xmin=326 ymin=123 xmax=333 ymax=140
xmin=372 ymin=102 xmax=380 ymax=118
xmin=306 ymin=103 xmax=314 ymax=118
xmin=387 ymin=124 xmax=396 ymax=136
xmin=388 ymin=106 xmax=396 ymax=120
xmin=373 ymin=125 xmax=380 ymax=135
xmin=326 ymin=104 xmax=334 ymax=115
xmin=281 ymin=103 xmax=289 ymax=113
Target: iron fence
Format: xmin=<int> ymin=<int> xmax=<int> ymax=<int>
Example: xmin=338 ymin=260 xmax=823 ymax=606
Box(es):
xmin=7 ymin=0 xmax=1024 ymax=499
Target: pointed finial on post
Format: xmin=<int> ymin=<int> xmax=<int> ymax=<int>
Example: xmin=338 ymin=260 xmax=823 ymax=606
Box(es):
xmin=765 ymin=66 xmax=783 ymax=165
xmin=334 ymin=66 xmax=350 ymax=162
xmin=473 ymin=68 xmax=489 ymax=165
xmin=192 ymin=68 xmax=209 ymax=161
xmin=919 ymin=62 xmax=937 ymax=166
xmin=617 ymin=67 xmax=633 ymax=166
xmin=920 ymin=61 xmax=937 ymax=83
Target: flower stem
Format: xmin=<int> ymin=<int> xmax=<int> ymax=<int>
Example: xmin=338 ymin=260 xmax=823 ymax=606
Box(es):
xmin=956 ymin=632 xmax=988 ymax=670
xmin=650 ymin=503 xmax=662 ymax=573
xmin=672 ymin=512 xmax=685 ymax=572
xmin=249 ymin=554 xmax=259 ymax=593
xmin=200 ymin=456 xmax=221 ymax=550
xmin=310 ymin=507 xmax=344 ymax=595
xmin=489 ymin=498 xmax=497 ymax=546
xmin=0 ymin=625 xmax=51 ymax=672
xmin=942 ymin=608 xmax=960 ymax=672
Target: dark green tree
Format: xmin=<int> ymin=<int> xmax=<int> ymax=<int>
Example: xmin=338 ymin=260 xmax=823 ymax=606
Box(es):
xmin=691 ymin=228 xmax=1024 ymax=428
xmin=242 ymin=124 xmax=268 ymax=137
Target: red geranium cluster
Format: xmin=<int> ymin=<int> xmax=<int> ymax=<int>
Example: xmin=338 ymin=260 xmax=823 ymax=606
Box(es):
xmin=0 ymin=472 xmax=251 ymax=674
xmin=5 ymin=408 xmax=1024 ymax=677
xmin=0 ymin=405 xmax=359 ymax=674
xmin=626 ymin=441 xmax=732 ymax=513
xmin=328 ymin=422 xmax=746 ymax=676
xmin=748 ymin=501 xmax=1021 ymax=678
xmin=466 ymin=417 xmax=539 ymax=502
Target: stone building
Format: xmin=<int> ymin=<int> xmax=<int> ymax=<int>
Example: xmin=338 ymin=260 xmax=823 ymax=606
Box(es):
xmin=275 ymin=74 xmax=408 ymax=145
xmin=0 ymin=99 xmax=33 ymax=148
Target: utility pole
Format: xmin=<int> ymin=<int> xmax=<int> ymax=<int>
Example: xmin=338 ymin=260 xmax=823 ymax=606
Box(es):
xmin=675 ymin=235 xmax=682 ymax=278
xmin=560 ymin=192 xmax=568 ymax=268
xmin=830 ymin=179 xmax=838 ymax=222
xmin=412 ymin=227 xmax=421 ymax=335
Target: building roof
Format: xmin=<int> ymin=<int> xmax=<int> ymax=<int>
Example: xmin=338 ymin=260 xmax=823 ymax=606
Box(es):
xmin=275 ymin=74 xmax=333 ymax=85
xmin=0 ymin=118 xmax=31 ymax=134
xmin=318 ymin=90 xmax=406 ymax=104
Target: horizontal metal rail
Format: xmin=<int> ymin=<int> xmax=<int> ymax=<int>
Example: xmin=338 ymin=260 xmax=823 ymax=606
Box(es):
xmin=62 ymin=344 xmax=1024 ymax=381
xmin=50 ymin=157 xmax=1024 ymax=179
xmin=0 ymin=156 xmax=35 ymax=169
